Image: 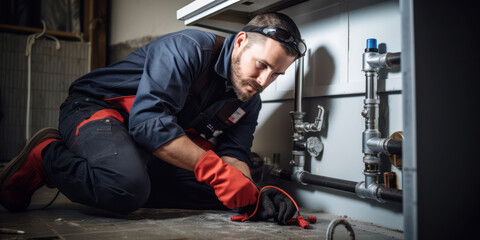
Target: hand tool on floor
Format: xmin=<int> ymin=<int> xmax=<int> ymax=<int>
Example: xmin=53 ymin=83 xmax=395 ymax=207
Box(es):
xmin=0 ymin=227 xmax=26 ymax=234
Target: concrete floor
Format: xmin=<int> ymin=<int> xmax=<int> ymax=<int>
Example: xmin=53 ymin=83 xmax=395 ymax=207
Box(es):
xmin=0 ymin=185 xmax=403 ymax=240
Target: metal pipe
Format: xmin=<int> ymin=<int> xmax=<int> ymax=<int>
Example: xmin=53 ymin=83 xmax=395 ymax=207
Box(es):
xmin=290 ymin=56 xmax=324 ymax=165
xmin=365 ymin=71 xmax=377 ymax=100
xmin=386 ymin=139 xmax=402 ymax=154
xmin=294 ymin=57 xmax=304 ymax=112
xmin=269 ymin=169 xmax=402 ymax=203
xmin=360 ymin=38 xmax=383 ymax=201
xmin=379 ymin=186 xmax=403 ymax=202
xmin=271 ymin=168 xmax=357 ymax=194
xmin=301 ymin=172 xmax=357 ymax=193
xmin=270 ymin=168 xmax=292 ymax=181
xmin=362 ymin=68 xmax=381 ymax=187
xmin=291 ymin=58 xmax=306 ymax=170
xmin=386 ymin=52 xmax=401 ymax=66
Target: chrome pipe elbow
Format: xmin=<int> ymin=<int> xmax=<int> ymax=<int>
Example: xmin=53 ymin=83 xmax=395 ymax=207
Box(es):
xmin=355 ymin=181 xmax=385 ymax=203
xmin=292 ymin=166 xmax=307 ymax=185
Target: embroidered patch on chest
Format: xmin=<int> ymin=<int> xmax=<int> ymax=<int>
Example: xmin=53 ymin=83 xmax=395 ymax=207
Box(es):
xmin=228 ymin=107 xmax=246 ymax=124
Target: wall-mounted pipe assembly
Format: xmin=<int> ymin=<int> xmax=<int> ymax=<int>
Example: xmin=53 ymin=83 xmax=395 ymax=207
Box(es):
xmin=357 ymin=38 xmax=402 ymax=202
xmin=289 ymin=57 xmax=325 ymax=185
xmin=268 ymin=38 xmax=403 ymax=204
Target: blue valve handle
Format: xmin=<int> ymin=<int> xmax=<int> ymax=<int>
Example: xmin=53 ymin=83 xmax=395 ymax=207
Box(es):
xmin=365 ymin=38 xmax=378 ymax=52
xmin=366 ymin=38 xmax=377 ymax=49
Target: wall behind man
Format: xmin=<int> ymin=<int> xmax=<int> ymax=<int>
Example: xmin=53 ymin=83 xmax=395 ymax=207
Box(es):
xmin=253 ymin=0 xmax=403 ymax=230
xmin=109 ymin=0 xmax=225 ymax=63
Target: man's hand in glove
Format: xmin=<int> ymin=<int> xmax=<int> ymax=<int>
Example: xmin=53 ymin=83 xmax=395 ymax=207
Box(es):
xmin=153 ymin=135 xmax=258 ymax=209
xmin=194 ymin=150 xmax=259 ymax=209
xmin=240 ymin=187 xmax=296 ymax=223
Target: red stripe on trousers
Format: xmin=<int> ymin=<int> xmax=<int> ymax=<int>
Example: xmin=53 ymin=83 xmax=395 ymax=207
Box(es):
xmin=75 ymin=109 xmax=124 ymax=136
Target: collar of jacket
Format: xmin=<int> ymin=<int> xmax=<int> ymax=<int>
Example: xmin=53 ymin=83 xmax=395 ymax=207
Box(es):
xmin=214 ymin=33 xmax=237 ymax=82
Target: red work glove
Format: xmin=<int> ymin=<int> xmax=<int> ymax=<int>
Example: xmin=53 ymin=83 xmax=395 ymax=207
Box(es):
xmin=194 ymin=150 xmax=259 ymax=209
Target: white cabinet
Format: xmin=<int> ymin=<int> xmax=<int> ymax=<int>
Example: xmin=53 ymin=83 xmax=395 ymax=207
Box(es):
xmin=177 ymin=0 xmax=308 ymax=33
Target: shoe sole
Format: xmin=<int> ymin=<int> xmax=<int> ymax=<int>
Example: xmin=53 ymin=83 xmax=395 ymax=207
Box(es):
xmin=0 ymin=127 xmax=61 ymax=211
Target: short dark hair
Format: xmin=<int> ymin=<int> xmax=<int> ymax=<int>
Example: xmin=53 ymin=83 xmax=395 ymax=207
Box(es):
xmin=244 ymin=12 xmax=302 ymax=57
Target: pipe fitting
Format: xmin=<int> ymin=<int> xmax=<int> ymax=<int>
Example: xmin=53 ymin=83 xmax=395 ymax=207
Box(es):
xmin=366 ymin=137 xmax=391 ymax=155
xmin=290 ymin=153 xmax=305 ymax=170
xmin=366 ymin=137 xmax=403 ymax=156
xmin=367 ymin=52 xmax=401 ymax=69
xmin=301 ymin=105 xmax=325 ymax=132
xmin=362 ymin=131 xmax=382 ymax=154
xmin=290 ymin=111 xmax=306 ymax=137
xmin=363 ymin=38 xmax=401 ymax=71
xmin=306 ymin=136 xmax=323 ymax=157
xmin=299 ymin=122 xmax=319 ymax=132
xmin=366 ymin=52 xmax=387 ymax=69
xmin=363 ymin=172 xmax=378 ymax=187
xmin=290 ymin=111 xmax=306 ymax=122
xmin=291 ymin=105 xmax=324 ymax=134
xmin=293 ymin=139 xmax=306 ymax=152
xmin=292 ymin=166 xmax=307 ymax=185
xmin=355 ymin=181 xmax=385 ymax=203
xmin=362 ymin=51 xmax=378 ymax=72
xmin=363 ymin=155 xmax=380 ymax=166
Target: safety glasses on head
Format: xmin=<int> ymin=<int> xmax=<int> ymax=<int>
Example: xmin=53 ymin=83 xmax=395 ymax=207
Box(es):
xmin=241 ymin=25 xmax=306 ymax=58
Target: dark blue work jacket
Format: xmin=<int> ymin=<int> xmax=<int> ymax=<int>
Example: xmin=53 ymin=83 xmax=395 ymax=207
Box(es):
xmin=68 ymin=29 xmax=262 ymax=164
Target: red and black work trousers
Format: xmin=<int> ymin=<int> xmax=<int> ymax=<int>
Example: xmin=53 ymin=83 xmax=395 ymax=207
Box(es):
xmin=42 ymin=93 xmax=226 ymax=214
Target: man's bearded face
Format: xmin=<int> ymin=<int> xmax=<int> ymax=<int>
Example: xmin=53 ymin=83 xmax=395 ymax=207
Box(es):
xmin=230 ymin=47 xmax=265 ymax=102
xmin=229 ymin=36 xmax=296 ymax=102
